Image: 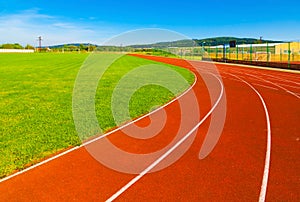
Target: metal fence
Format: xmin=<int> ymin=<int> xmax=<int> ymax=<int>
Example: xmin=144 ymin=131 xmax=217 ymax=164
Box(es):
xmin=165 ymin=42 xmax=300 ymax=69
xmin=206 ymin=42 xmax=300 ymax=64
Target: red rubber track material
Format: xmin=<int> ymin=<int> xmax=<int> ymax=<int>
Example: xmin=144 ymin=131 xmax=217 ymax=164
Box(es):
xmin=0 ymin=55 xmax=299 ymax=201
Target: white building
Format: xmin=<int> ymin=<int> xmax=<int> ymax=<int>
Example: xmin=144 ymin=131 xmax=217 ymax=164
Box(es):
xmin=0 ymin=49 xmax=35 ymax=53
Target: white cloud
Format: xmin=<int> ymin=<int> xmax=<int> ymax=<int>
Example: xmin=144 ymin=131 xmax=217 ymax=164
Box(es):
xmin=0 ymin=9 xmax=196 ymax=47
xmin=52 ymin=23 xmax=77 ymax=29
xmin=0 ymin=9 xmax=119 ymax=46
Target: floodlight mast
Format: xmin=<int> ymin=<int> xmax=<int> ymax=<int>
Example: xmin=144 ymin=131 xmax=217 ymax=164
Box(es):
xmin=223 ymin=44 xmax=226 ymax=61
xmin=38 ymin=36 xmax=42 ymax=52
xmin=201 ymin=41 xmax=206 ymax=57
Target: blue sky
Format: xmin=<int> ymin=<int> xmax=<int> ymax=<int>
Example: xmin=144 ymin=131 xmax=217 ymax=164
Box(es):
xmin=0 ymin=0 xmax=299 ymax=46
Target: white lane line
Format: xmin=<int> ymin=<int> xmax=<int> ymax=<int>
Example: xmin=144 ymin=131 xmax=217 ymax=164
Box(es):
xmin=214 ymin=62 xmax=300 ymax=86
xmin=235 ymin=71 xmax=300 ymax=99
xmin=276 ymin=83 xmax=300 ymax=90
xmin=248 ymin=77 xmax=272 ymax=83
xmin=228 ymin=73 xmax=271 ymax=202
xmin=82 ymin=73 xmax=197 ymax=146
xmin=252 ymin=83 xmax=278 ymax=91
xmin=227 ymin=77 xmax=244 ymax=82
xmin=0 ymin=72 xmax=198 ymax=183
xmin=211 ymin=60 xmax=300 ymax=74
xmin=0 ymin=146 xmax=80 ymax=183
xmin=252 ymin=71 xmax=300 ymax=86
xmin=251 ymin=76 xmax=300 ymax=99
xmin=280 ymin=74 xmax=300 ymax=80
xmin=242 ymin=68 xmax=300 ymax=86
xmin=106 ymin=74 xmax=225 ymax=202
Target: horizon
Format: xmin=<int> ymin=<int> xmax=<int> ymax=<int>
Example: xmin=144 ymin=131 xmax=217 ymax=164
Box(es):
xmin=0 ymin=0 xmax=300 ymax=46
xmin=45 ymin=36 xmax=286 ymax=48
xmin=0 ymin=36 xmax=290 ymax=48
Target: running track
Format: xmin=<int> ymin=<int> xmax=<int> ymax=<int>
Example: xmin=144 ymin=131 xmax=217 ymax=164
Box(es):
xmin=0 ymin=55 xmax=299 ymax=201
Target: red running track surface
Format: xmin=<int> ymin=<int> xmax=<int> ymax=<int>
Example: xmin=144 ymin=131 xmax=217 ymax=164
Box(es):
xmin=0 ymin=54 xmax=299 ymax=201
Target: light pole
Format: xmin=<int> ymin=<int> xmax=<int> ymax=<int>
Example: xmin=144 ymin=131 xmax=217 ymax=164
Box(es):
xmin=192 ymin=40 xmax=195 ymax=60
xmin=201 ymin=42 xmax=206 ymax=58
xmin=37 ymin=36 xmax=42 ymax=52
xmin=288 ymin=41 xmax=291 ymax=68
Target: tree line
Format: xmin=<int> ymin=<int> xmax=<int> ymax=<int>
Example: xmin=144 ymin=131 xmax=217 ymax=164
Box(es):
xmin=0 ymin=43 xmax=35 ymax=49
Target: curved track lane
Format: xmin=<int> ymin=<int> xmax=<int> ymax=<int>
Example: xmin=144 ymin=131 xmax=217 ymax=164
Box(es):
xmin=0 ymin=55 xmax=299 ymax=201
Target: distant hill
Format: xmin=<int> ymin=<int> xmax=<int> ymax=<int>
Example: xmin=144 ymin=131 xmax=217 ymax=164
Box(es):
xmin=48 ymin=37 xmax=283 ymax=49
xmin=129 ymin=37 xmax=283 ymax=48
xmin=129 ymin=40 xmax=195 ymax=48
xmin=193 ymin=37 xmax=283 ymax=46
xmin=49 ymin=43 xmax=98 ymax=49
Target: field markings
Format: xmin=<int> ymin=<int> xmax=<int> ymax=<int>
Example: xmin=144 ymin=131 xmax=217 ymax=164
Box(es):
xmin=106 ymin=73 xmax=225 ymax=202
xmin=251 ymin=71 xmax=300 ymax=86
xmin=210 ymin=60 xmax=300 ymax=74
xmin=0 ymin=146 xmax=80 ymax=183
xmin=82 ymin=72 xmax=197 ymax=146
xmin=226 ymin=77 xmax=244 ymax=83
xmin=0 ymin=72 xmax=198 ymax=184
xmin=224 ymin=66 xmax=300 ymax=94
xmin=232 ymin=70 xmax=300 ymax=99
xmin=205 ymin=60 xmax=300 ymax=87
xmin=252 ymin=83 xmax=279 ymax=91
xmin=228 ymin=73 xmax=271 ymax=202
xmin=236 ymin=68 xmax=300 ymax=91
xmin=274 ymin=83 xmax=300 ymax=90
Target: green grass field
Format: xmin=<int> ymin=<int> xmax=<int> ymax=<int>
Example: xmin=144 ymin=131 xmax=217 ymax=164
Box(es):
xmin=0 ymin=53 xmax=194 ymax=178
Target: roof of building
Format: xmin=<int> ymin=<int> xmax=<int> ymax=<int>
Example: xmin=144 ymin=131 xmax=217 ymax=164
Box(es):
xmin=209 ymin=43 xmax=283 ymax=48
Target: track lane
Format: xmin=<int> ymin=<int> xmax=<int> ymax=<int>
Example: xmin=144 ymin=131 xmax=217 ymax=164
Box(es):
xmin=115 ymin=55 xmax=269 ymax=201
xmin=106 ymin=73 xmax=224 ymax=201
xmin=227 ymin=73 xmax=271 ymax=202
xmin=0 ymin=56 xmax=299 ymax=201
xmin=191 ymin=60 xmax=300 ymax=201
xmin=252 ymin=84 xmax=300 ymax=201
xmin=123 ymin=56 xmax=299 ymax=201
